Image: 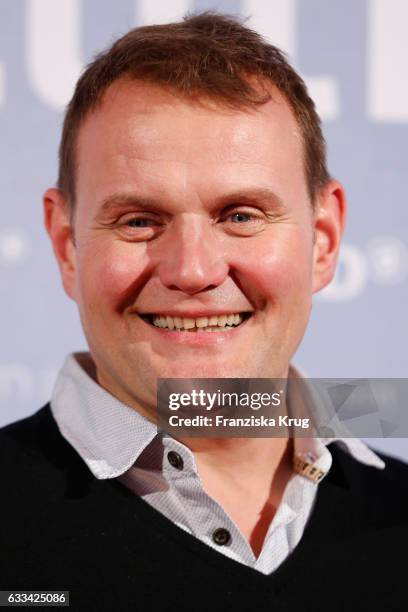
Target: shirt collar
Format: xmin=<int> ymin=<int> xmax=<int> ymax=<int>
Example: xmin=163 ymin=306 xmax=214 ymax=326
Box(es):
xmin=51 ymin=352 xmax=158 ymax=478
xmin=50 ymin=352 xmax=385 ymax=480
xmin=288 ymin=363 xmax=385 ymax=479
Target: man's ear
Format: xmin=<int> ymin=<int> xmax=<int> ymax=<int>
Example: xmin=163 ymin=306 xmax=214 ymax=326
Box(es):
xmin=43 ymin=187 xmax=77 ymax=301
xmin=312 ymin=179 xmax=347 ymax=294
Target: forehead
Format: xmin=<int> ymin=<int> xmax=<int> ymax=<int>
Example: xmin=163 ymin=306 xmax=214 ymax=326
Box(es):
xmin=75 ymin=78 xmax=305 ymax=201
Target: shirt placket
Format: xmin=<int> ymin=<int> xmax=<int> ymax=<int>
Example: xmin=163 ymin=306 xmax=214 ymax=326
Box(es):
xmin=161 ymin=437 xmax=259 ymax=566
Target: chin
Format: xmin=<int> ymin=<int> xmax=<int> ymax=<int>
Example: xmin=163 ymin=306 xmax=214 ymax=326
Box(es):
xmin=157 ymin=360 xmax=237 ymax=380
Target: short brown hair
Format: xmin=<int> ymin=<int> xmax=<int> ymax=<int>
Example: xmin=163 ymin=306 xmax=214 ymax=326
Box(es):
xmin=58 ymin=11 xmax=330 ymax=218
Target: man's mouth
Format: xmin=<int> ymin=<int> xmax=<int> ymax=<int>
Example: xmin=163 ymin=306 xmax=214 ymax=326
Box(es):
xmin=140 ymin=312 xmax=253 ymax=332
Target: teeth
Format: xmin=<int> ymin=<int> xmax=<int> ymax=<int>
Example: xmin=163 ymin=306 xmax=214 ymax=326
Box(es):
xmin=151 ymin=312 xmax=246 ymax=331
xmin=196 ymin=317 xmax=208 ymax=328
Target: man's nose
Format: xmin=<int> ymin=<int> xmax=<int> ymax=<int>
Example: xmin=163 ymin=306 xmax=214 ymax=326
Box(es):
xmin=156 ymin=215 xmax=229 ymax=294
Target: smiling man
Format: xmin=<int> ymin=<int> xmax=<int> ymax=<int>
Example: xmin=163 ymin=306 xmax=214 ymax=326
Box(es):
xmin=1 ymin=12 xmax=407 ymax=611
xmin=52 ymin=77 xmax=328 ymax=398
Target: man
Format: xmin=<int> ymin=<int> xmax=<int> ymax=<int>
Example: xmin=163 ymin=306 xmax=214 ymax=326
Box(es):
xmin=1 ymin=12 xmax=407 ymax=611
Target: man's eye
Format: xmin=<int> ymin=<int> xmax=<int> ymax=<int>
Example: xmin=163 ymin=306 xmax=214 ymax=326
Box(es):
xmin=224 ymin=209 xmax=263 ymax=224
xmin=220 ymin=208 xmax=267 ymax=235
xmin=126 ymin=217 xmax=155 ymax=228
xmin=113 ymin=215 xmax=162 ymax=241
xmin=229 ymin=212 xmax=253 ymax=223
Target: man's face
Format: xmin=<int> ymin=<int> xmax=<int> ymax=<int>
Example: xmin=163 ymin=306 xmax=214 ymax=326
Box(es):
xmin=46 ymin=79 xmax=343 ymax=415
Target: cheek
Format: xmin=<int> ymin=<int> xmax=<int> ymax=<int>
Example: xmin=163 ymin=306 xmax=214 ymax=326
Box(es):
xmin=76 ymin=241 xmax=150 ymax=312
xmin=238 ymin=231 xmax=313 ymax=303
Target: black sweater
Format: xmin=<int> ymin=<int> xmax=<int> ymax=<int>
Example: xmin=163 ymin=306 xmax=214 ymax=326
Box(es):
xmin=1 ymin=404 xmax=407 ymax=611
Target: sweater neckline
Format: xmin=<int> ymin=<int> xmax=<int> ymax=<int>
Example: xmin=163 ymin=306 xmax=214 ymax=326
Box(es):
xmin=103 ymin=441 xmax=355 ymax=586
xmin=37 ymin=402 xmax=359 ymax=588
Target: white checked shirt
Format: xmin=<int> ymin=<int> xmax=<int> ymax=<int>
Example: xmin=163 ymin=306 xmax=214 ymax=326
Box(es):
xmin=50 ymin=352 xmax=385 ymax=575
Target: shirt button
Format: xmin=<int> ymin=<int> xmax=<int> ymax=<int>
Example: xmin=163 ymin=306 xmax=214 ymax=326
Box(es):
xmin=212 ymin=528 xmax=231 ymax=546
xmin=167 ymin=450 xmax=184 ymax=470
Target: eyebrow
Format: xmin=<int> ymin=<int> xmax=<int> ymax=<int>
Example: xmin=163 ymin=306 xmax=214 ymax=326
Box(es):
xmin=97 ymin=193 xmax=164 ymax=217
xmin=96 ymin=187 xmax=287 ymax=218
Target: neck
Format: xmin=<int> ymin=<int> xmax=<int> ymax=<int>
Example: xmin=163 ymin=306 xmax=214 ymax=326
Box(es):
xmin=178 ymin=390 xmax=292 ymax=491
xmin=185 ymin=436 xmax=291 ymax=479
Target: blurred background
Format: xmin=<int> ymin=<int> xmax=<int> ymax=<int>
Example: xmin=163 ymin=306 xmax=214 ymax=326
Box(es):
xmin=1 ymin=1 xmax=407 ymax=459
